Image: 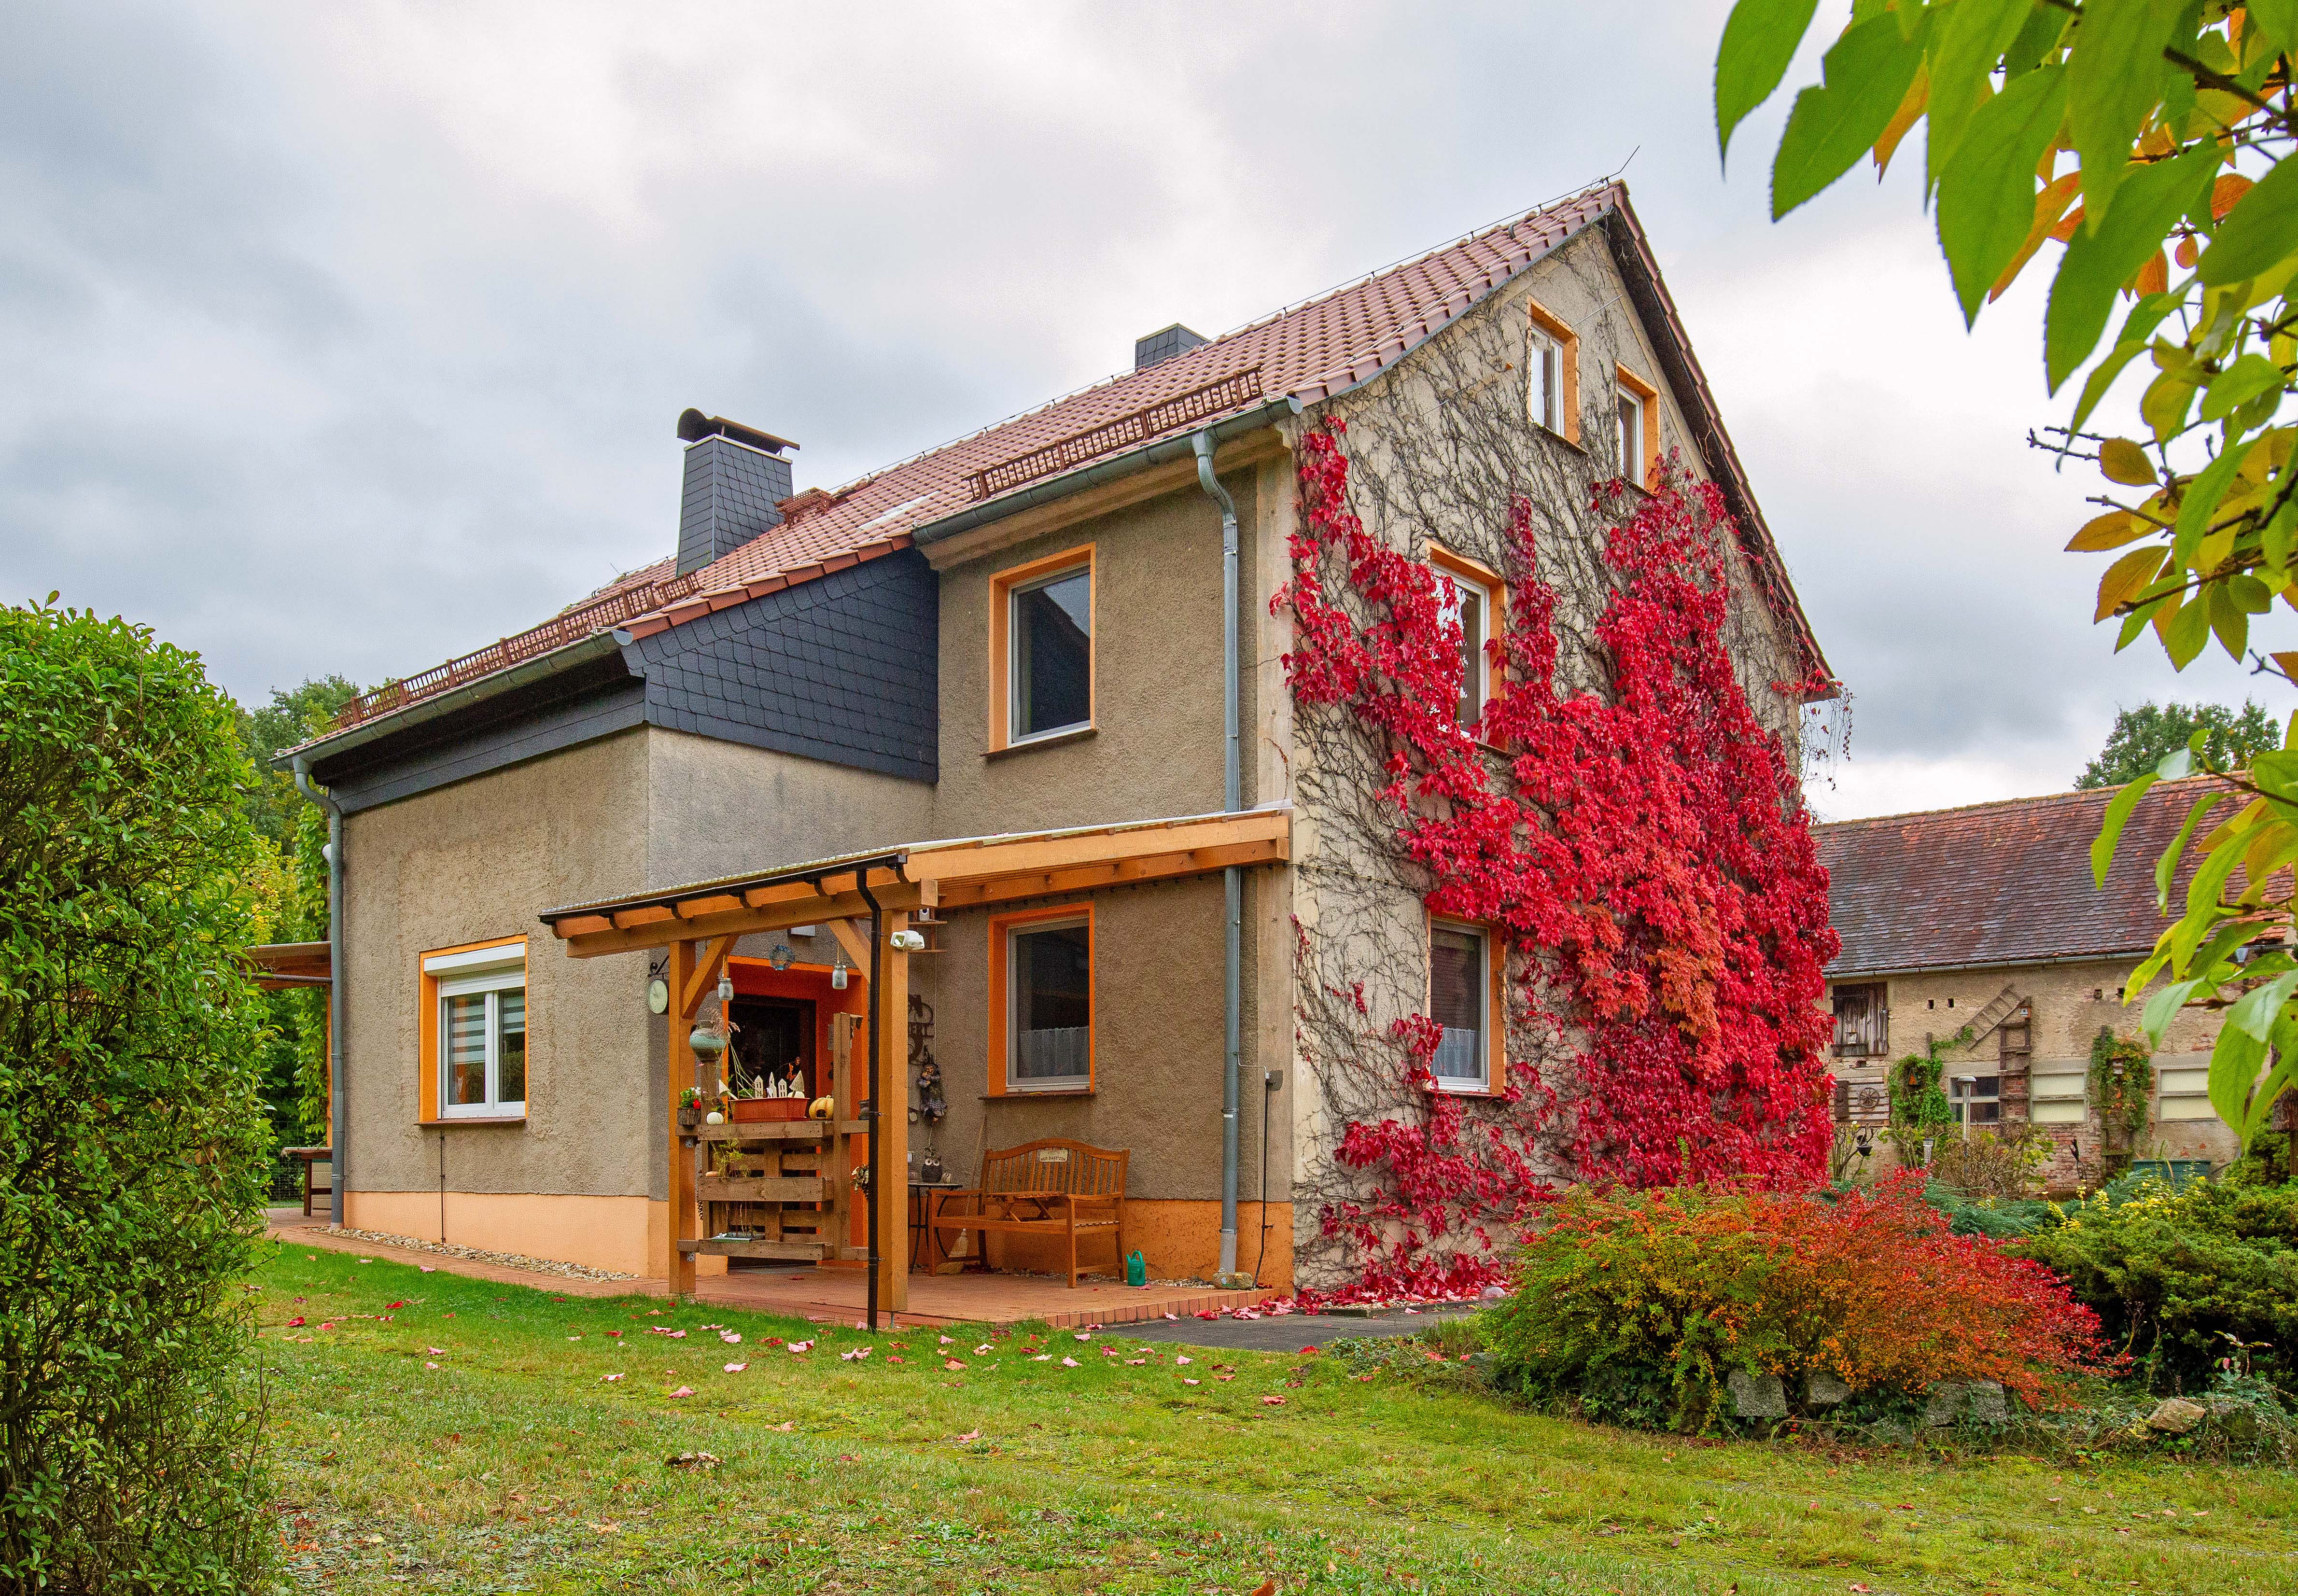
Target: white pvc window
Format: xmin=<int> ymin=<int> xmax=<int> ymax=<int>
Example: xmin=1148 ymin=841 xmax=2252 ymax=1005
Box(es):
xmin=1618 ymin=388 xmax=1646 ymax=488
xmin=2157 ymin=1055 xmax=2215 ymax=1120
xmin=1435 ymin=567 xmax=1494 ymax=732
xmin=1529 ymin=331 xmax=1562 ymax=433
xmin=1430 ymin=922 xmax=1490 ymax=1092
xmin=427 ymin=946 xmax=527 ymax=1119
xmin=1007 ymin=917 xmax=1091 ymax=1091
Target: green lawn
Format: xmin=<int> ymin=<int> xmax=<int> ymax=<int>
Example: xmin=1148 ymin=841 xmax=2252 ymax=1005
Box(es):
xmin=254 ymin=1239 xmax=2295 ymax=1594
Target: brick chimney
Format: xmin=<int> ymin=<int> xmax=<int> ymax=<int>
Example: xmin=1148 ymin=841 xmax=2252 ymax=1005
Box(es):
xmin=675 ymin=409 xmax=799 ymax=576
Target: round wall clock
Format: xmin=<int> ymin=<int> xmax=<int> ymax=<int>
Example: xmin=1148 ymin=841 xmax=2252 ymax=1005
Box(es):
xmin=646 ymin=976 xmax=670 ymax=1015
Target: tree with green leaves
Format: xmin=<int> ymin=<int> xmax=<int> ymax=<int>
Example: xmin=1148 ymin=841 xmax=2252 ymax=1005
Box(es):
xmin=235 ymin=674 xmax=358 ymax=847
xmin=1716 ymin=0 xmax=2298 ymax=1153
xmin=2076 ymin=698 xmax=2281 ymax=785
xmin=1 ymin=597 xmax=275 ymax=1591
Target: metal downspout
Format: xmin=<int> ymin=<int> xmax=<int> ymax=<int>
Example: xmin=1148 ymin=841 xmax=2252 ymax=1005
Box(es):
xmin=856 ymin=875 xmax=884 ymax=1332
xmin=1192 ymin=431 xmax=1243 ymax=1279
xmin=293 ymin=756 xmax=346 ymax=1228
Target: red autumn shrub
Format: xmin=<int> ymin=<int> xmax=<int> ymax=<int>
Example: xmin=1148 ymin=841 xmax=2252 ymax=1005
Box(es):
xmin=1484 ymin=1174 xmax=2114 ymax=1432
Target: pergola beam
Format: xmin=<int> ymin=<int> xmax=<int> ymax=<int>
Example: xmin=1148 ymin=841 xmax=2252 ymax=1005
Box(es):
xmin=561 ymin=882 xmax=931 ymax=958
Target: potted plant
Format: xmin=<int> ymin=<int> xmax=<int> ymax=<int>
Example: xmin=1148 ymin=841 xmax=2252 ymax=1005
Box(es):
xmin=676 ymin=1087 xmax=705 ymax=1133
xmin=727 ymin=1070 xmax=809 ymax=1123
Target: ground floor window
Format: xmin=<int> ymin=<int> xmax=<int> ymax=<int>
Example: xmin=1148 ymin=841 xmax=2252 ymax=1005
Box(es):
xmin=1948 ymin=1072 xmax=2000 ymax=1127
xmin=1429 ymin=921 xmax=1491 ymax=1092
xmin=2030 ymin=1066 xmax=2087 ymax=1124
xmin=424 ymin=942 xmax=527 ymax=1119
xmin=2156 ymin=1057 xmax=2215 ymax=1120
xmin=999 ymin=909 xmax=1092 ymax=1092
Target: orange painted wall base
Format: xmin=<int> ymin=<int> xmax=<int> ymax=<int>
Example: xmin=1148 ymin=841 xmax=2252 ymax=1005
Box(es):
xmin=344 ymin=1190 xmax=725 ymax=1279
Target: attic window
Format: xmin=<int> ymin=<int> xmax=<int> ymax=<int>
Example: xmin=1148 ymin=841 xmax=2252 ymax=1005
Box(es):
xmin=1616 ymin=364 xmax=1658 ymax=488
xmin=1524 ymin=297 xmax=1579 ymax=444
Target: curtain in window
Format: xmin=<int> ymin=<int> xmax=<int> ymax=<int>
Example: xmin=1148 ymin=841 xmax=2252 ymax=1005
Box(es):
xmin=445 ymin=993 xmax=488 ymax=1106
xmin=1013 ymin=921 xmax=1091 ymax=1081
xmin=1430 ymin=927 xmax=1484 ymax=1082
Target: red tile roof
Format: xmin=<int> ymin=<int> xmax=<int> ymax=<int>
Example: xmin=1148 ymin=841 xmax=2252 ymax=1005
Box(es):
xmin=1815 ymin=779 xmax=2232 ymax=977
xmin=329 ymin=180 xmax=1825 ymax=736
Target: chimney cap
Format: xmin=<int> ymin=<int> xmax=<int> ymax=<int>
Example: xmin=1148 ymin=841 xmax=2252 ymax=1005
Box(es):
xmin=1134 ymin=323 xmax=1209 ymax=371
xmin=677 ymin=408 xmax=800 ymax=455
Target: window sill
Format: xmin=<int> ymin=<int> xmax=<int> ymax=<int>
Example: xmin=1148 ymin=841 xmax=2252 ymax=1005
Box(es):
xmin=419 ymin=1116 xmax=528 ymax=1128
xmin=987 ymin=725 xmax=1096 ymax=761
xmin=1534 ymin=423 xmax=1584 ymax=454
xmin=1428 ymin=1082 xmax=1500 ymax=1098
xmin=981 ymin=1088 xmax=1096 ymax=1100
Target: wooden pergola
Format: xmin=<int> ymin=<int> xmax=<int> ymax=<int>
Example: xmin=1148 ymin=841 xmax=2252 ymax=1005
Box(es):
xmin=538 ymin=807 xmax=1289 ymax=1322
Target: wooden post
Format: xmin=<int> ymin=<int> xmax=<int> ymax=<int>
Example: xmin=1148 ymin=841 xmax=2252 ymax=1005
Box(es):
xmin=873 ymin=912 xmax=911 ymax=1314
xmin=666 ymin=939 xmax=699 ymax=1298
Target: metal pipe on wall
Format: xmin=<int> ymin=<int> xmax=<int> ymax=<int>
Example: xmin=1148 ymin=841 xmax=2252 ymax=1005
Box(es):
xmin=857 ymin=876 xmax=884 ymax=1331
xmin=1191 ymin=431 xmax=1244 ymax=1279
xmin=293 ymin=755 xmax=347 ymax=1228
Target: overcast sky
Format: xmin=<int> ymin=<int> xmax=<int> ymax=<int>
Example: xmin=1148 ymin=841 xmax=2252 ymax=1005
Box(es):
xmin=0 ymin=1 xmax=2267 ymax=819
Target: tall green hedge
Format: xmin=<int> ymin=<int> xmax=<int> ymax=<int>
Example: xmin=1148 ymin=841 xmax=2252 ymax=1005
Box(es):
xmin=0 ymin=599 xmax=274 ymax=1592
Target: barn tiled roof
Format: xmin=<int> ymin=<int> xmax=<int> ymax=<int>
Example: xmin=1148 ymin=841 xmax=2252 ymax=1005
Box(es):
xmin=325 ymin=180 xmax=1827 ymax=738
xmin=1816 ymin=778 xmax=2231 ymax=977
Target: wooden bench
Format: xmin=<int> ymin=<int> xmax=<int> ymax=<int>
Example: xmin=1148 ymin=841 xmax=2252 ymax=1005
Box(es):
xmin=930 ymin=1138 xmax=1127 ymax=1288
xmin=281 ymin=1146 xmax=333 ymax=1218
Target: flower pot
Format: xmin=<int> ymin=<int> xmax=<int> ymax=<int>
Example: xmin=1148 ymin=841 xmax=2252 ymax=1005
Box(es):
xmin=729 ymin=1097 xmax=807 ymax=1124
xmin=676 ymin=1106 xmax=701 ymax=1133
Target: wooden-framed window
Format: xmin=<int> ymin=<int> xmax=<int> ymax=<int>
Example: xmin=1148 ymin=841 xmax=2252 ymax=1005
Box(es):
xmin=989 ymin=545 xmax=1094 ymax=751
xmin=419 ymin=939 xmax=527 ymax=1121
xmin=1429 ymin=919 xmax=1501 ymax=1093
xmin=1830 ymin=982 xmax=1888 ymax=1058
xmin=1428 ymin=546 xmax=1505 ymax=736
xmin=990 ymin=904 xmax=1094 ymax=1093
xmin=1949 ymin=1073 xmax=2002 ymax=1127
xmin=1616 ymin=365 xmax=1659 ymax=488
xmin=1524 ymin=295 xmax=1580 ymax=444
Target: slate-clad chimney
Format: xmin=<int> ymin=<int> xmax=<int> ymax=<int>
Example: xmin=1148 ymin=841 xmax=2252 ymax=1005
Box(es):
xmin=1134 ymin=323 xmax=1208 ymax=371
xmin=675 ymin=409 xmax=800 ymax=576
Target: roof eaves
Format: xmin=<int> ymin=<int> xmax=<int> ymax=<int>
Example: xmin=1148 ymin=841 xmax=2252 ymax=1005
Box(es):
xmin=276 ymin=629 xmax=629 ymax=771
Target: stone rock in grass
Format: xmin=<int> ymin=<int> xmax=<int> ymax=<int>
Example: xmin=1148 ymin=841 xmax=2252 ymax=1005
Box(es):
xmin=1728 ymin=1370 xmax=1786 ymax=1420
xmin=2203 ymin=1395 xmax=2265 ymax=1444
xmin=1965 ymin=1380 xmax=2008 ymax=1424
xmin=1922 ymin=1382 xmax=1966 ymax=1427
xmin=2146 ymin=1398 xmax=2207 ymax=1436
xmin=1806 ymin=1372 xmax=1851 ymax=1408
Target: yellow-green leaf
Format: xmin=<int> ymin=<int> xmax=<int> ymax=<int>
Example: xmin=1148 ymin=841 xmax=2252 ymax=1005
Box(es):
xmin=2066 ymin=509 xmax=2150 ymax=551
xmin=2100 ymin=436 xmax=2158 ymax=484
xmin=1771 ymin=13 xmax=1929 ymax=220
xmin=1717 ymin=0 xmax=1824 ymax=163
xmin=1938 ymin=65 xmax=2070 ymax=325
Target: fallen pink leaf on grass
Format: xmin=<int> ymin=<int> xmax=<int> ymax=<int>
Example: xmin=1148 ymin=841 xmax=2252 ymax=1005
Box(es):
xmin=887 ymin=1355 xmax=906 ymax=1365
xmin=667 ymin=1386 xmax=694 ymax=1399
xmin=973 ymin=1344 xmax=993 ymax=1356
xmin=720 ymin=1331 xmax=742 ymax=1344
xmin=1061 ymin=1357 xmax=1081 ymax=1368
xmin=601 ymin=1373 xmax=625 ymax=1382
xmin=286 ymin=1317 xmax=305 ymax=1328
xmin=1183 ymin=1377 xmax=1201 ymax=1386
xmin=939 ymin=1335 xmax=955 ymax=1344
xmin=723 ymin=1362 xmax=747 ymax=1373
xmin=387 ymin=1301 xmax=406 ymax=1309
xmin=1176 ymin=1355 xmax=1192 ymax=1365
xmin=1261 ymin=1395 xmax=1286 ymax=1406
xmin=954 ymin=1428 xmax=981 ymax=1442
xmin=768 ymin=1421 xmax=794 ymax=1431
xmin=1126 ymin=1358 xmax=1147 ymax=1366
xmin=787 ymin=1341 xmax=813 ymax=1354
xmin=944 ymin=1359 xmax=967 ymax=1371
xmin=425 ymin=1347 xmax=445 ymax=1355
xmin=419 ymin=1265 xmax=436 ymax=1273
xmin=424 ymin=1361 xmax=439 ymax=1370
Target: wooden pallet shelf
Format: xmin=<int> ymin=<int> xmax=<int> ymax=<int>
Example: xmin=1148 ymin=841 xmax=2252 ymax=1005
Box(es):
xmin=698 ymin=1174 xmax=829 ymax=1203
xmin=688 ymin=1119 xmax=870 ymax=1143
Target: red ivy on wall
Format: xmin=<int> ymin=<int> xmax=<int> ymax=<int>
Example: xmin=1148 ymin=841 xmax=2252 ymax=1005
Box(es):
xmin=1279 ymin=421 xmax=1838 ymax=1294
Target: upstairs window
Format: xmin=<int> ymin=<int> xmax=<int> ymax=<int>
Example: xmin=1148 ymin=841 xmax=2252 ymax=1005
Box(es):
xmin=1524 ymin=296 xmax=1580 ymax=443
xmin=991 ymin=546 xmax=1095 ymax=750
xmin=1429 ymin=547 xmax=1504 ymax=737
xmin=1831 ymin=982 xmax=1888 ymax=1058
xmin=1616 ymin=365 xmax=1658 ymax=488
xmin=1429 ymin=921 xmax=1493 ymax=1092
